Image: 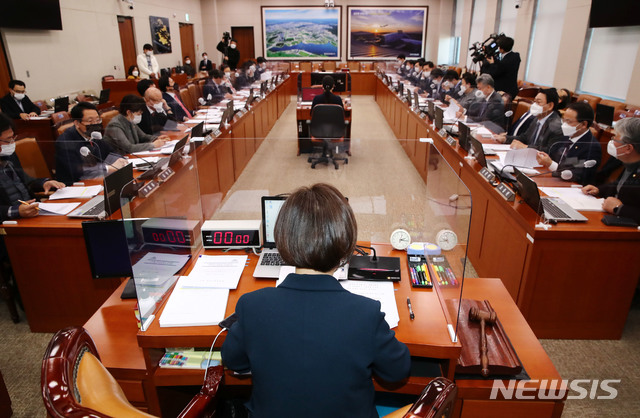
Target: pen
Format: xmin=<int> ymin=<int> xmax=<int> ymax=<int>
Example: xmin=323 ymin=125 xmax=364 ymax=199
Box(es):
xmin=407 ymin=297 xmax=415 ymax=320
xmin=18 ymin=200 xmax=39 ymax=211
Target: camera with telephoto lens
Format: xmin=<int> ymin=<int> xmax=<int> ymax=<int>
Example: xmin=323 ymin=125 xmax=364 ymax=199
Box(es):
xmin=222 ymin=31 xmax=231 ymax=45
xmin=469 ymin=33 xmax=504 ymax=63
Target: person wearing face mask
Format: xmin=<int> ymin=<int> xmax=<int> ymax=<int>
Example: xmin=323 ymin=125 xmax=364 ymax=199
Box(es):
xmin=582 ymin=117 xmax=640 ymax=222
xmin=202 ymin=70 xmax=234 ymax=105
xmin=406 ymin=60 xmax=422 ymax=84
xmin=127 ymin=65 xmax=140 ymax=80
xmin=103 ymin=95 xmax=169 ymax=156
xmin=447 ymin=73 xmax=482 ymax=118
xmin=420 ymin=68 xmax=444 ymax=98
xmin=136 ymin=44 xmax=160 ymax=80
xmin=465 ymin=74 xmax=506 ymax=130
xmin=494 ymin=88 xmax=561 ymax=152
xmin=219 ymin=65 xmax=237 ymax=94
xmin=55 ymin=102 xmax=128 ymax=185
xmin=0 ymin=113 xmax=65 ymax=222
xmin=139 ymin=87 xmax=177 ymax=135
xmin=535 ymin=102 xmax=601 ymax=185
xmin=255 ymin=57 xmax=268 ymax=81
xmin=396 ymin=54 xmax=406 ymax=76
xmin=183 ymin=56 xmax=196 ymax=77
xmin=480 ymin=35 xmax=520 ymax=101
xmin=0 ymin=80 xmax=41 ymax=121
xmin=439 ymin=70 xmax=461 ymax=101
xmin=199 ymin=52 xmax=213 ymax=73
xmin=158 ymin=75 xmax=191 ymax=122
xmin=234 ymin=61 xmax=255 ymax=90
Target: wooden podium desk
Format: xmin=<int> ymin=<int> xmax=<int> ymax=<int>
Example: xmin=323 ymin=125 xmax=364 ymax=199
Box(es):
xmin=374 ymin=76 xmax=640 ymax=339
xmin=2 ymin=76 xmax=293 ymax=332
xmin=84 ymin=251 xmax=563 ymax=417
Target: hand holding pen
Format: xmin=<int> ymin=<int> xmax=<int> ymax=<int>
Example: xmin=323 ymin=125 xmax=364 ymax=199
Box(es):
xmin=18 ymin=199 xmax=39 ymax=218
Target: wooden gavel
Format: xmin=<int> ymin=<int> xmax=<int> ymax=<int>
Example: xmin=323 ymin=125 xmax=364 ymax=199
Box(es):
xmin=469 ymin=307 xmax=497 ymax=377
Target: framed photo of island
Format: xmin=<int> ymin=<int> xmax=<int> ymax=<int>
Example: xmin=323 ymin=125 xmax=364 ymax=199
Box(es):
xmin=347 ymin=7 xmax=428 ymax=60
xmin=261 ymin=6 xmax=342 ymax=60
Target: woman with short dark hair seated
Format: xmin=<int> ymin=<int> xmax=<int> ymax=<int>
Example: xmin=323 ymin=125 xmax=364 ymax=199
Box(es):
xmin=222 ymin=183 xmax=411 ymax=418
xmin=103 ymin=94 xmax=168 ymax=155
xmin=311 ymin=75 xmax=344 ymax=110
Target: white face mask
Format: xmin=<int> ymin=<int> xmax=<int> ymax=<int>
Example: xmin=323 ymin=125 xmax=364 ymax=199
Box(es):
xmin=230 ymin=44 xmax=236 ymax=49
xmin=529 ymin=103 xmax=544 ymax=116
xmin=132 ymin=70 xmax=139 ymax=77
xmin=561 ymin=122 xmax=577 ymax=137
xmin=132 ymin=114 xmax=142 ymax=124
xmin=260 ymin=63 xmax=266 ymax=69
xmin=153 ymin=103 xmax=164 ymax=112
xmin=203 ymin=56 xmax=208 ymax=60
xmin=185 ymin=59 xmax=191 ymax=65
xmin=250 ymin=65 xmax=256 ymax=72
xmin=145 ymin=50 xmax=152 ymax=56
xmin=475 ymin=89 xmax=485 ymax=99
xmin=13 ymin=93 xmax=25 ymax=101
xmin=423 ymin=71 xmax=431 ymax=78
xmin=607 ymin=139 xmax=628 ymax=158
xmin=459 ymin=84 xmax=467 ymax=94
xmin=0 ymin=142 xmax=15 ymax=157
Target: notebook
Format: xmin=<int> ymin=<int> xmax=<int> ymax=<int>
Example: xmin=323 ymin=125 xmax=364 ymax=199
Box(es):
xmin=253 ymin=195 xmax=290 ymax=278
xmin=513 ymin=168 xmax=588 ymax=223
xmin=67 ymin=164 xmax=133 ymax=219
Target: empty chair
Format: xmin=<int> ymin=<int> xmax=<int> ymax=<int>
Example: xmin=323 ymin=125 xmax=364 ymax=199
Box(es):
xmin=348 ymin=61 xmax=360 ymax=72
xmin=308 ymin=104 xmax=348 ymax=169
xmin=515 ymin=87 xmax=539 ymax=100
xmin=197 ymin=79 xmax=206 ymax=98
xmin=576 ymin=94 xmax=601 ymax=111
xmin=101 ymin=75 xmax=115 ymax=82
xmin=323 ymin=61 xmax=336 ymax=72
xmin=180 ymin=87 xmax=194 ymax=112
xmin=299 ymin=62 xmax=312 ymax=72
xmin=14 ymin=138 xmax=52 ymax=179
xmin=50 ymin=111 xmax=70 ymax=126
xmin=99 ymin=108 xmax=119 ymax=129
xmin=382 ymin=377 xmax=457 ymax=418
xmin=599 ymin=99 xmax=626 ymax=112
xmin=32 ymin=100 xmax=49 ymax=112
xmin=188 ymin=84 xmax=199 ymax=110
xmin=42 ymin=326 xmax=223 ymax=418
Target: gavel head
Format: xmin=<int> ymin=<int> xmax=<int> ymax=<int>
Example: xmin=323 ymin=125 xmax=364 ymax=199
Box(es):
xmin=469 ymin=307 xmax=497 ymax=325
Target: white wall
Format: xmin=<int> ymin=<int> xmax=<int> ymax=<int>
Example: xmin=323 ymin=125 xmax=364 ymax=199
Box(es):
xmin=1 ymin=0 xmax=205 ymax=100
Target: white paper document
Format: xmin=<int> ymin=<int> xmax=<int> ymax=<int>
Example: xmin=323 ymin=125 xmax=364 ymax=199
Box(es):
xmin=340 ymin=280 xmax=400 ymax=329
xmin=37 ymin=202 xmax=81 ymax=215
xmin=129 ymin=157 xmax=160 ymax=167
xmin=482 ymin=143 xmax=512 ymax=152
xmin=443 ymin=103 xmax=460 ymax=122
xmin=183 ymin=255 xmax=248 ymax=289
xmin=539 ymin=187 xmax=605 ymax=212
xmin=159 ymin=276 xmax=229 ymax=327
xmin=132 ymin=252 xmax=191 ymax=281
xmin=504 ymin=148 xmax=539 ymax=169
xmin=48 ymin=185 xmax=103 ymax=200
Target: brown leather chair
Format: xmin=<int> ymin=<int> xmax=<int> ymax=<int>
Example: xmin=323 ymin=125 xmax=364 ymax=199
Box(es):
xmin=50 ymin=111 xmax=70 ymax=126
xmin=55 ymin=120 xmax=74 ymax=137
xmin=626 ymin=105 xmax=640 ymax=115
xmin=513 ymin=100 xmax=532 ymax=122
xmin=188 ymin=84 xmax=199 ymax=110
xmin=348 ymin=61 xmax=360 ymax=72
xmin=576 ymin=94 xmax=601 ymax=111
xmin=515 ymin=87 xmax=539 ymax=100
xmin=323 ymin=61 xmax=337 ymax=72
xmin=15 ymin=138 xmax=51 ymax=179
xmin=33 ymin=100 xmax=49 ymax=112
xmin=299 ymin=62 xmax=312 ymax=72
xmin=382 ymin=377 xmax=457 ymax=418
xmin=99 ymin=108 xmax=119 ymax=129
xmin=102 ymin=75 xmax=115 ymax=82
xmin=197 ymin=79 xmax=206 ymax=98
xmin=180 ymin=88 xmax=194 ymax=111
xmin=42 ymin=326 xmax=223 ymax=418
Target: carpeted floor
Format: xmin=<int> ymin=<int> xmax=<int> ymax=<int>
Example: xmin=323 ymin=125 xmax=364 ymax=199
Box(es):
xmin=0 ymin=96 xmax=637 ymax=417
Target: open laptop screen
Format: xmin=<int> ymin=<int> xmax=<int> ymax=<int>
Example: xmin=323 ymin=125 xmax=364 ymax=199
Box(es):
xmin=302 ymin=87 xmax=324 ymax=102
xmin=104 ymin=163 xmax=133 ymax=216
xmin=260 ymin=196 xmax=287 ymax=248
xmin=469 ymin=136 xmax=487 ymax=168
xmin=82 ymin=219 xmax=133 ymax=278
xmin=458 ymin=121 xmax=471 ymax=152
xmin=513 ymin=168 xmax=543 ymax=216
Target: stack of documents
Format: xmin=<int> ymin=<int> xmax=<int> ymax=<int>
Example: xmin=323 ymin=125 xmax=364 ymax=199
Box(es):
xmin=48 ymin=185 xmax=103 ymax=200
xmin=182 ymin=255 xmax=248 ymax=289
xmin=340 ymin=281 xmax=400 ymax=329
xmin=159 ymin=276 xmax=229 ymax=327
xmin=37 ymin=202 xmax=81 ymax=215
xmin=539 ymin=187 xmax=604 ymax=211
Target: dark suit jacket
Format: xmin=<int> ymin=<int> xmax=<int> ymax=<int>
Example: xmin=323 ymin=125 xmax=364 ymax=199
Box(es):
xmin=481 ymin=51 xmax=521 ymax=100
xmin=0 ymin=93 xmax=41 ymax=119
xmin=183 ymin=63 xmax=196 ymax=77
xmin=198 ymin=59 xmax=213 ymax=72
xmin=469 ymin=91 xmax=505 ymax=130
xmin=221 ymin=273 xmax=411 ymax=418
xmin=599 ymin=161 xmax=640 ymax=222
xmin=139 ymin=107 xmax=175 ymax=135
xmin=162 ymin=92 xmax=190 ymax=121
xmin=233 ymin=73 xmax=251 ymax=90
xmin=0 ymin=154 xmax=46 ymax=222
xmin=55 ymin=126 xmax=115 ymax=185
xmin=508 ymin=111 xmax=536 ymax=136
xmin=506 ymin=111 xmax=563 ymax=154
xmin=202 ymin=81 xmax=225 ymax=104
xmin=311 ymin=92 xmax=344 ymax=110
xmin=549 ymin=130 xmax=602 ymax=185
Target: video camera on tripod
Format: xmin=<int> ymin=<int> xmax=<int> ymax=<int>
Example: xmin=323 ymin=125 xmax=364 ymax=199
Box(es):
xmin=469 ymin=32 xmax=504 ymax=63
xmin=222 ymin=31 xmax=231 ymax=45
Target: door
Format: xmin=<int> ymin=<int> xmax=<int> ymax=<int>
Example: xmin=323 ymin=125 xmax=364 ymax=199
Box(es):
xmin=118 ymin=16 xmax=137 ymax=76
xmin=231 ymin=27 xmax=255 ymax=64
xmin=0 ymin=37 xmax=11 ymax=96
xmin=179 ymin=23 xmax=195 ymax=66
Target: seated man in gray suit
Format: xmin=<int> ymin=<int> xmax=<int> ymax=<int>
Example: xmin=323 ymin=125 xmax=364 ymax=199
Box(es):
xmin=467 ymin=73 xmax=506 ymax=131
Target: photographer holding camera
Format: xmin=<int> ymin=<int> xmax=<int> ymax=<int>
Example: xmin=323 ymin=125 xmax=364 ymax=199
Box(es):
xmin=217 ymin=32 xmax=240 ymax=70
xmin=481 ymin=35 xmax=520 ymax=101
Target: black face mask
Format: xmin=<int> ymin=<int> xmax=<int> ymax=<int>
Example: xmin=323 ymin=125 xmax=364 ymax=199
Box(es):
xmin=85 ymin=124 xmax=103 ymax=137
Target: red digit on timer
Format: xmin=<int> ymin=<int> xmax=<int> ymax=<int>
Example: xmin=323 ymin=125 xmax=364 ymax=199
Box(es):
xmin=225 ymin=231 xmax=233 ymax=244
xmin=243 ymin=234 xmax=250 ymax=244
xmin=167 ymin=230 xmax=176 ymax=243
xmin=213 ymin=231 xmax=222 ymax=244
xmin=177 ymin=231 xmax=186 ymax=244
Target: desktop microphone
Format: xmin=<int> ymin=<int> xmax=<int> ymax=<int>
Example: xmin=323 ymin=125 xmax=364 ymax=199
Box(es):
xmin=90 ymin=131 xmax=103 ymax=141
xmin=557 ymin=160 xmax=597 ymax=181
xmin=504 ymin=110 xmax=514 ymax=133
xmin=79 ymin=146 xmax=121 ymax=173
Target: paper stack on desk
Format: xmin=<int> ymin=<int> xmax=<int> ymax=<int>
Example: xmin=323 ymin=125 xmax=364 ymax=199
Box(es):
xmin=182 ymin=255 xmax=248 ymax=289
xmin=48 ymin=185 xmax=103 ymax=200
xmin=159 ymin=276 xmax=229 ymax=327
xmin=539 ymin=187 xmax=605 ymax=211
xmin=340 ymin=280 xmax=400 ymax=329
xmin=37 ymin=202 xmax=81 ymax=215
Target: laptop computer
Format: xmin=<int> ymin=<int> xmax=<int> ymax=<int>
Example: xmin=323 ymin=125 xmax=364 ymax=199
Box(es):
xmin=253 ymin=195 xmax=290 ymax=278
xmin=54 ymin=96 xmax=69 ymax=113
xmin=513 ymin=168 xmax=588 ymax=223
xmin=595 ymin=103 xmax=614 ymax=127
xmin=469 ymin=136 xmax=488 ymax=168
xmin=98 ymin=89 xmax=110 ymax=105
xmin=68 ymin=163 xmax=133 ymax=219
xmin=458 ymin=121 xmax=471 ymax=152
xmin=301 ymin=87 xmax=323 ymax=104
xmin=434 ymin=105 xmax=444 ymax=130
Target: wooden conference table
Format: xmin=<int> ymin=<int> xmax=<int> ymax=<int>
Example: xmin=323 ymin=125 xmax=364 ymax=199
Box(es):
xmin=0 ymin=75 xmax=292 ymax=333
xmin=374 ymin=75 xmax=640 ymax=339
xmin=84 ymin=245 xmax=565 ymax=417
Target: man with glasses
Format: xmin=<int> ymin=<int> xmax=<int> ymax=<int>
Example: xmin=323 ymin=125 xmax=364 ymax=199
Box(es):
xmin=0 ymin=80 xmax=41 ymax=120
xmin=583 ymin=117 xmax=640 ymax=222
xmin=535 ymin=102 xmax=602 ymax=185
xmin=0 ymin=113 xmax=64 ymax=222
xmin=55 ymin=102 xmax=127 ymax=185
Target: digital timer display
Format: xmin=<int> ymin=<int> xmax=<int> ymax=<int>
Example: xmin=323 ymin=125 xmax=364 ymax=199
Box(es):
xmin=203 ymin=229 xmax=259 ymax=247
xmin=143 ymin=228 xmax=192 ymax=245
xmin=141 ymin=218 xmax=200 ymax=248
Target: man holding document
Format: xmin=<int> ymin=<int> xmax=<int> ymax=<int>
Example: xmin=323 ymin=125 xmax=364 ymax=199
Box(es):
xmin=222 ymin=184 xmax=410 ymax=418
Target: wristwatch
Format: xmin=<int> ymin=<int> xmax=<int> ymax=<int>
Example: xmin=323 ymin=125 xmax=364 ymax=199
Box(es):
xmin=613 ymin=205 xmax=622 ymax=216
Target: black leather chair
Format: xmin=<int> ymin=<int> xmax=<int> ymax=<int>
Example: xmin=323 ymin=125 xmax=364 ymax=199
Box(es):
xmin=307 ymin=104 xmax=349 ymax=169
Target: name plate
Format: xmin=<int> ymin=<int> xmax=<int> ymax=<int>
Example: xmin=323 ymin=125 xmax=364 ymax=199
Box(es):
xmin=138 ymin=180 xmax=159 ymax=198
xmin=238 ymin=108 xmax=247 ymax=116
xmin=420 ymin=112 xmax=427 ymax=119
xmin=479 ymin=167 xmax=497 ymax=183
xmin=157 ymin=167 xmax=175 ymax=183
xmin=438 ymin=128 xmax=447 ymax=138
xmin=445 ymin=136 xmax=457 ymax=147
xmin=496 ymin=183 xmax=515 ymax=202
xmin=204 ymin=134 xmax=214 ymax=145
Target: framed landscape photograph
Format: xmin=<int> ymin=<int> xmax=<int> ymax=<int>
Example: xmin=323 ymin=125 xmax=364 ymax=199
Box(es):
xmin=347 ymin=7 xmax=428 ymax=60
xmin=262 ymin=6 xmax=341 ymax=60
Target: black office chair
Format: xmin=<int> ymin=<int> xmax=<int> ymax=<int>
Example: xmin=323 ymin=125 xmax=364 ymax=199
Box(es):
xmin=307 ymin=104 xmax=349 ymax=169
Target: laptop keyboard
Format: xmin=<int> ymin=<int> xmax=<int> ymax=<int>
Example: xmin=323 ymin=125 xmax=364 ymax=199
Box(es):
xmin=542 ymin=199 xmax=570 ymax=219
xmin=260 ymin=252 xmax=285 ymax=266
xmin=81 ymin=200 xmax=105 ymax=216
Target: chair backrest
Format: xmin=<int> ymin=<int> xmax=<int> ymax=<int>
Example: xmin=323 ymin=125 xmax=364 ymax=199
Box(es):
xmin=51 ymin=111 xmax=70 ymax=125
xmin=102 ymin=75 xmax=115 ymax=82
xmin=33 ymin=100 xmax=49 ymax=112
xmin=404 ymin=377 xmax=457 ymax=418
xmin=180 ymin=88 xmax=194 ymax=112
xmin=599 ymin=99 xmax=626 ymax=112
xmin=56 ymin=120 xmax=75 ymax=137
xmin=188 ymin=84 xmax=199 ymax=110
xmin=197 ymin=79 xmax=206 ymax=98
xmin=300 ymin=62 xmax=312 ymax=72
xmin=515 ymin=87 xmax=539 ymax=99
xmin=348 ymin=61 xmax=360 ymax=71
xmin=513 ymin=100 xmax=531 ymax=122
xmin=576 ymin=94 xmax=601 ymax=111
xmin=310 ymin=104 xmax=345 ymax=140
xmin=99 ymin=108 xmax=119 ymax=129
xmin=323 ymin=61 xmax=336 ymax=72
xmin=14 ymin=138 xmax=52 ymax=179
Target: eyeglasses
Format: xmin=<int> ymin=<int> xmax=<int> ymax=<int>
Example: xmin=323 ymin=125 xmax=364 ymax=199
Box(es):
xmin=0 ymin=135 xmax=16 ymax=145
xmin=81 ymin=118 xmax=102 ymax=125
xmin=561 ymin=118 xmax=578 ymax=125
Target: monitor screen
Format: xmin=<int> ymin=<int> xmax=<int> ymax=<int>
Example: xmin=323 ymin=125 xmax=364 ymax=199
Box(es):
xmin=261 ymin=196 xmax=287 ymax=247
xmin=0 ymin=0 xmax=62 ymax=30
xmin=458 ymin=121 xmax=471 ymax=152
xmin=469 ymin=136 xmax=487 ymax=168
xmin=595 ymin=103 xmax=614 ymax=126
xmin=103 ymin=163 xmax=133 ymax=216
xmin=54 ymin=96 xmax=69 ymax=113
xmin=82 ymin=220 xmax=133 ymax=279
xmin=434 ymin=106 xmax=444 ymax=130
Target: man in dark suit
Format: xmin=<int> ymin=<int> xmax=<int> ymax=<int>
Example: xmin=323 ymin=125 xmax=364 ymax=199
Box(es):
xmin=481 ymin=36 xmax=521 ymax=101
xmin=583 ymin=117 xmax=640 ymax=222
xmin=222 ymin=184 xmax=410 ymax=418
xmin=139 ymin=87 xmax=176 ymax=134
xmin=198 ymin=52 xmax=213 ymax=73
xmin=468 ymin=73 xmax=505 ymax=130
xmin=202 ymin=70 xmax=232 ymax=105
xmin=536 ymin=102 xmax=602 ymax=185
xmin=0 ymin=80 xmax=41 ymax=120
xmin=496 ymin=88 xmax=563 ymax=153
xmin=158 ymin=75 xmax=191 ymax=122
